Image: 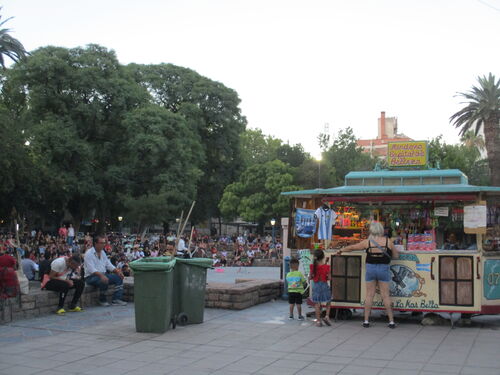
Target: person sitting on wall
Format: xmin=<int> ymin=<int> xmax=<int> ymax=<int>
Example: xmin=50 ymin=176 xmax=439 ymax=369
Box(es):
xmin=84 ymin=236 xmax=126 ymax=307
xmin=42 ymin=255 xmax=84 ymax=315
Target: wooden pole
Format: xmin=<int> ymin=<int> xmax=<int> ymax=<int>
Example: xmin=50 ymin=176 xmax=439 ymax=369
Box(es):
xmin=175 ymin=201 xmax=196 ymax=251
xmin=179 ymin=201 xmax=196 ymax=238
xmin=175 ymin=210 xmax=184 ymax=250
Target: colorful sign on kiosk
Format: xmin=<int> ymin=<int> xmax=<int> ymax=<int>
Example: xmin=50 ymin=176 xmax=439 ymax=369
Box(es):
xmin=388 ymin=141 xmax=427 ymax=167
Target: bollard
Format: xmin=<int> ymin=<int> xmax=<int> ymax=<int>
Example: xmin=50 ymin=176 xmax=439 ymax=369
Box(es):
xmin=282 ymin=255 xmax=291 ymax=300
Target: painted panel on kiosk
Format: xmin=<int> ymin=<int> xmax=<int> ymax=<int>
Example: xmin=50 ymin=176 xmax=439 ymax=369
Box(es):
xmin=484 ymin=259 xmax=500 ymax=300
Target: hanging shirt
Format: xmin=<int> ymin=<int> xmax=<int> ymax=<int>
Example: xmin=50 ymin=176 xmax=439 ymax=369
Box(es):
xmin=314 ymin=207 xmax=337 ymax=240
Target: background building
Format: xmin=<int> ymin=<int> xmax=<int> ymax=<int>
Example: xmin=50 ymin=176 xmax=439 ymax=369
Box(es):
xmin=357 ymin=111 xmax=413 ymax=157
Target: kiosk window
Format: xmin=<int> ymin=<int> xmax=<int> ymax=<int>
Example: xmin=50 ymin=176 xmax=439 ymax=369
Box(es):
xmin=439 ymin=256 xmax=473 ymax=306
xmin=331 ymin=256 xmax=361 ymax=303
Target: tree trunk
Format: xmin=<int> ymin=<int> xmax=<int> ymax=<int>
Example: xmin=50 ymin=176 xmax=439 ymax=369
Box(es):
xmin=483 ymin=118 xmax=500 ymax=186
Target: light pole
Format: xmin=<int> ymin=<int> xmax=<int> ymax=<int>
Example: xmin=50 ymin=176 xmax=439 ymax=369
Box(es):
xmin=270 ymin=218 xmax=276 ymax=248
xmin=315 ymin=155 xmax=322 ymax=188
xmin=118 ymin=216 xmax=123 ymax=233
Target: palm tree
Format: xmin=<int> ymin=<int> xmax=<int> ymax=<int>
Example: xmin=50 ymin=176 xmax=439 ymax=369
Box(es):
xmin=0 ymin=10 xmax=28 ymax=68
xmin=450 ymin=73 xmax=500 ymax=186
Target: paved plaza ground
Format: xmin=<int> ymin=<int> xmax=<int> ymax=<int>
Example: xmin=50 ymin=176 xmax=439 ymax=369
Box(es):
xmin=1 ymin=299 xmax=500 ymax=375
xmin=207 ymin=267 xmax=280 ymax=284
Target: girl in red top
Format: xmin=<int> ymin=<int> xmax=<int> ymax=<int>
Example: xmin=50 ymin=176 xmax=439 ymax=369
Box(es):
xmin=309 ymin=249 xmax=332 ymax=327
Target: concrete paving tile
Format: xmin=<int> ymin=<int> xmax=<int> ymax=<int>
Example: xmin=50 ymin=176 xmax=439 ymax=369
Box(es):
xmin=423 ymin=363 xmax=463 ymax=374
xmin=339 ymin=364 xmax=382 ymax=375
xmin=0 ymin=355 xmax=29 ymax=366
xmin=377 ymin=369 xmax=420 ymax=375
xmin=460 ymin=366 xmax=500 ymax=375
xmin=81 ymin=368 xmax=130 ymax=375
xmin=351 ymin=358 xmax=388 ymax=367
xmin=270 ymin=359 xmax=309 ymax=369
xmin=386 ymin=360 xmax=424 ymax=371
xmin=257 ymin=364 xmax=302 ymax=375
xmin=284 ymin=353 xmax=320 ymax=362
xmin=0 ymin=365 xmax=42 ymax=375
xmin=295 ymin=369 xmax=334 ymax=375
xmin=105 ymin=359 xmax=151 ymax=371
xmin=358 ymin=351 xmax=396 ymax=360
xmin=168 ymin=366 xmax=218 ymax=375
xmin=206 ymin=371 xmax=247 ymax=375
xmin=158 ymin=356 xmax=200 ymax=366
xmin=0 ymin=363 xmax=12 ymax=371
xmin=302 ymin=362 xmax=345 ymax=372
xmin=328 ymin=349 xmax=363 ymax=358
xmin=316 ymin=355 xmax=353 ymax=365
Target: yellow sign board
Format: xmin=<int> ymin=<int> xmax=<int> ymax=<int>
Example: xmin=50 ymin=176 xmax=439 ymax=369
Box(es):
xmin=387 ymin=141 xmax=427 ymax=167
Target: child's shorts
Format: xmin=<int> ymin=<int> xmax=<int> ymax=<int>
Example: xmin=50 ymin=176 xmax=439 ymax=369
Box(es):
xmin=311 ymin=281 xmax=331 ymax=303
xmin=288 ymin=292 xmax=302 ymax=305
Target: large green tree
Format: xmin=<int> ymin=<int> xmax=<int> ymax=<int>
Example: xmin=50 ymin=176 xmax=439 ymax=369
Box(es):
xmin=324 ymin=127 xmax=376 ymax=186
xmin=127 ymin=63 xmax=247 ymax=223
xmin=120 ymin=105 xmax=204 ymax=230
xmin=2 ymin=45 xmax=148 ymax=231
xmin=450 ymin=73 xmax=500 ymax=186
xmin=428 ymin=135 xmax=489 ymax=186
xmin=219 ymin=160 xmax=300 ymax=229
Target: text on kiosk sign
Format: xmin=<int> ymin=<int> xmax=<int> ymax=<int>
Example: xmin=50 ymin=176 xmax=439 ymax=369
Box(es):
xmin=388 ymin=141 xmax=427 ymax=167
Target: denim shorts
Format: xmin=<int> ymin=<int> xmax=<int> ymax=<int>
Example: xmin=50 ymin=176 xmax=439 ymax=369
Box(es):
xmin=365 ymin=263 xmax=390 ymax=282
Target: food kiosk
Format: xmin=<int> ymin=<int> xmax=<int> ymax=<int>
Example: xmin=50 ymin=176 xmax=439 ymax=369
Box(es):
xmin=282 ymin=169 xmax=500 ymax=320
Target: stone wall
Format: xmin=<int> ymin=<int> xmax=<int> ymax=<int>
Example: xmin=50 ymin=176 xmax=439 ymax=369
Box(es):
xmin=205 ymin=279 xmax=283 ymax=310
xmin=0 ymin=278 xmax=134 ymax=324
xmin=1 ymin=277 xmax=282 ymax=324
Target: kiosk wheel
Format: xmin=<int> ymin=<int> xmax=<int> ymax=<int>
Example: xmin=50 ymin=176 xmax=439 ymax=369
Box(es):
xmin=333 ymin=308 xmax=353 ymax=320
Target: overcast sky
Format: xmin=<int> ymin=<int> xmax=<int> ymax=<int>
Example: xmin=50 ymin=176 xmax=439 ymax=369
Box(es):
xmin=3 ymin=0 xmax=500 ymax=157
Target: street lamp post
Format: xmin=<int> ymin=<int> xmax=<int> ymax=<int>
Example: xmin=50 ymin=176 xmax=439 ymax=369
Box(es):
xmin=117 ymin=216 xmax=123 ymax=233
xmin=270 ymin=218 xmax=276 ymax=248
xmin=315 ymin=155 xmax=322 ymax=188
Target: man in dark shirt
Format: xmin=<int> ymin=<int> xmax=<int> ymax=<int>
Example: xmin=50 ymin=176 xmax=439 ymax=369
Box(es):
xmin=38 ymin=252 xmax=53 ymax=281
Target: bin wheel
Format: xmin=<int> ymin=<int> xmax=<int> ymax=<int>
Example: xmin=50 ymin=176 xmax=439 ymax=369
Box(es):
xmin=178 ymin=313 xmax=188 ymax=326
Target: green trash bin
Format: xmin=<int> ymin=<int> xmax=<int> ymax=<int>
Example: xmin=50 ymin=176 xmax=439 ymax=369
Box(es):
xmin=129 ymin=257 xmax=176 ymax=333
xmin=173 ymin=258 xmax=212 ymax=326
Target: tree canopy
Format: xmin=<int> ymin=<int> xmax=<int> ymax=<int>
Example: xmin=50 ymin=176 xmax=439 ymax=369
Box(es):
xmin=450 ymin=73 xmax=500 ymax=186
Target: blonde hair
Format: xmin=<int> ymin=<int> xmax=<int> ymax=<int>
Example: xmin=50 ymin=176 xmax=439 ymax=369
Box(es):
xmin=369 ymin=221 xmax=385 ymax=238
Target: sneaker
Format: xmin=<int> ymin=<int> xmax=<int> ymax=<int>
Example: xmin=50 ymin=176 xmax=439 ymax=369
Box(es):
xmin=388 ymin=322 xmax=396 ymax=329
xmin=362 ymin=322 xmax=370 ymax=328
xmin=289 ymin=315 xmax=294 ymax=320
xmin=298 ymin=315 xmax=305 ymax=321
xmin=99 ymin=301 xmax=110 ymax=307
xmin=56 ymin=308 xmax=66 ymax=315
xmin=111 ymin=299 xmax=127 ymax=306
xmin=68 ymin=306 xmax=83 ymax=312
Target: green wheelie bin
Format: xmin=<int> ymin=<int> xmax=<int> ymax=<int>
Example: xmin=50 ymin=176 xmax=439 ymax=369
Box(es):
xmin=129 ymin=257 xmax=176 ymax=333
xmin=172 ymin=258 xmax=212 ymax=326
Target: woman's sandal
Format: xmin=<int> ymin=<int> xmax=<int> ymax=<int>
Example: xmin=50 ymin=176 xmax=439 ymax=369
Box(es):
xmin=315 ymin=320 xmax=323 ymax=327
xmin=322 ymin=318 xmax=332 ymax=326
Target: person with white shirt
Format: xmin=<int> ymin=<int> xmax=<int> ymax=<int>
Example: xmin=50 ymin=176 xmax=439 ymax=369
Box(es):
xmin=67 ymin=224 xmax=75 ymax=245
xmin=84 ymin=236 xmax=126 ymax=306
xmin=42 ymin=255 xmax=84 ymax=315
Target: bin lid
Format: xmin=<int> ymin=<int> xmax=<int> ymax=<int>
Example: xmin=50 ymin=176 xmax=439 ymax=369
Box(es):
xmin=175 ymin=257 xmax=213 ymax=268
xmin=130 ymin=256 xmax=176 ymax=272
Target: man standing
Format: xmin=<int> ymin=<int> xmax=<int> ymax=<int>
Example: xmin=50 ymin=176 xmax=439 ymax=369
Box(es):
xmin=67 ymin=224 xmax=75 ymax=246
xmin=42 ymin=255 xmax=84 ymax=315
xmin=84 ymin=236 xmax=127 ymax=306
